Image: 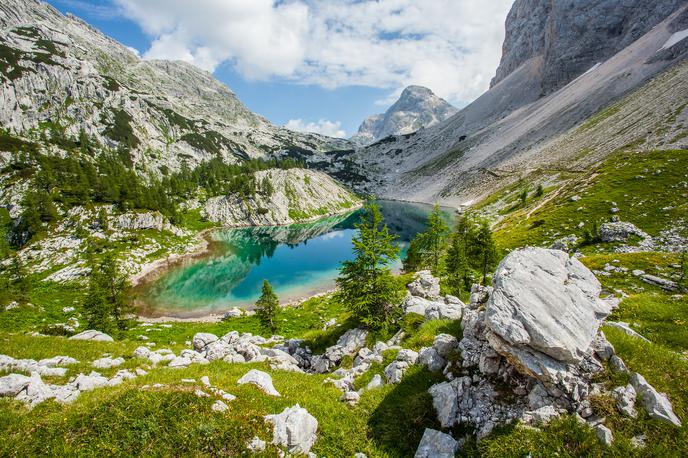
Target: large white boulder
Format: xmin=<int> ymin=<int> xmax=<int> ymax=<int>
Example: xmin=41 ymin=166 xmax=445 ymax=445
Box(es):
xmin=237 ymin=369 xmax=281 ymax=397
xmin=265 ymin=404 xmax=318 ymax=454
xmin=484 ymin=248 xmax=613 ymax=380
xmin=69 ymin=330 xmax=113 ymax=342
xmin=414 ymin=428 xmax=459 ymax=458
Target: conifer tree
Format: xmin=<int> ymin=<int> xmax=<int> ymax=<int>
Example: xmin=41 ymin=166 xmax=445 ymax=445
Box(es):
xmin=445 ymin=213 xmax=474 ymax=293
xmin=83 ymin=252 xmax=131 ymax=332
xmin=402 ymin=204 xmax=449 ymax=273
xmin=474 ymin=220 xmax=499 ymax=284
xmin=336 ymin=202 xmax=403 ymax=329
xmin=255 ymin=280 xmax=279 ymax=333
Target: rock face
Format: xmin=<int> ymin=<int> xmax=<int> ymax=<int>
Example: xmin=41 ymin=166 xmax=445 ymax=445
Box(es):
xmin=351 ymin=86 xmax=457 ymax=146
xmin=201 ymin=169 xmax=360 ymax=227
xmin=485 ymin=248 xmax=613 ymax=380
xmin=491 ymin=0 xmax=687 ymax=95
xmin=265 ymin=404 xmax=318 ymax=454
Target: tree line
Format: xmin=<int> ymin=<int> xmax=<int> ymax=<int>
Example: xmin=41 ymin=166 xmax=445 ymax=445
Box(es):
xmin=6 ymin=151 xmax=304 ymax=247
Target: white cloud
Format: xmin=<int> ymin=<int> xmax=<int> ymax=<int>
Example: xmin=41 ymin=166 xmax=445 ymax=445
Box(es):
xmin=125 ymin=46 xmax=140 ymax=57
xmin=115 ymin=0 xmax=514 ymax=106
xmin=285 ymin=119 xmax=347 ymax=138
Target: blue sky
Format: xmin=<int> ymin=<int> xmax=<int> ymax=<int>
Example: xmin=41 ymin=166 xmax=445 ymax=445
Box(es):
xmin=46 ymin=0 xmax=513 ymax=138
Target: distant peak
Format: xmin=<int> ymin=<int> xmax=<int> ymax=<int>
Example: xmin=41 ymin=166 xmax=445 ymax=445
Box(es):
xmin=400 ymin=85 xmax=435 ymax=98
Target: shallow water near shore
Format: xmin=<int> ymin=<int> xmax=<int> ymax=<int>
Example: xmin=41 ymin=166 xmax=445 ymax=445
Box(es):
xmin=136 ymin=200 xmax=453 ymax=317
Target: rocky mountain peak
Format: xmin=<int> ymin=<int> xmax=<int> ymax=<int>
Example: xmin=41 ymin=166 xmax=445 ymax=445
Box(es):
xmin=351 ymin=85 xmax=457 ymax=146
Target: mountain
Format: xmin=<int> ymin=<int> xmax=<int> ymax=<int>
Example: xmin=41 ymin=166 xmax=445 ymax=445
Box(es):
xmin=340 ymin=0 xmax=688 ymax=205
xmin=350 ymin=85 xmax=457 ymax=146
xmin=0 ymin=0 xmax=350 ymax=176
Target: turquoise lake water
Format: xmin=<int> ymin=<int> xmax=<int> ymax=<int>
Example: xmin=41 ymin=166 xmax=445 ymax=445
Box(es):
xmin=138 ymin=201 xmax=451 ymax=316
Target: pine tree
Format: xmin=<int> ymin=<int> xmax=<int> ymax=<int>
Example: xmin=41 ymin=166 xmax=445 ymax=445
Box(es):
xmin=445 ymin=213 xmax=474 ymax=293
xmin=535 ymin=184 xmax=544 ymax=197
xmin=520 ymin=189 xmax=528 ymax=207
xmin=255 ymin=280 xmax=279 ymax=333
xmin=473 ymin=221 xmax=499 ymax=284
xmin=424 ymin=204 xmax=450 ymax=272
xmin=403 ymin=205 xmax=449 ymax=273
xmin=336 ymin=202 xmax=403 ymax=329
xmin=83 ymin=252 xmax=131 ymax=332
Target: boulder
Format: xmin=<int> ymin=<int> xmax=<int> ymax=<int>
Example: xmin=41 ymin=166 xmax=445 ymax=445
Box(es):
xmin=403 ymin=295 xmax=437 ymax=316
xmin=69 ymin=330 xmax=113 ymax=342
xmin=265 ymin=404 xmax=318 ymax=454
xmin=193 ymin=333 xmax=219 ymax=352
xmin=238 ymin=369 xmax=281 ymax=397
xmin=323 ymin=328 xmax=368 ymax=364
xmin=92 ymin=356 xmax=125 ymax=369
xmin=396 ymin=349 xmax=419 ymax=365
xmin=594 ymin=424 xmax=614 ymax=446
xmin=73 ymin=372 xmax=109 ymax=391
xmin=599 ymin=222 xmax=648 ymax=243
xmin=630 ymin=373 xmax=682 ymax=426
xmin=414 ymin=428 xmax=459 ymax=458
xmin=366 ymin=374 xmax=384 ymax=390
xmin=428 ymin=381 xmax=459 ymax=428
xmin=211 ymin=400 xmax=229 ymax=413
xmin=247 ymin=436 xmax=266 ymax=453
xmin=418 ymin=347 xmax=446 ymax=372
xmin=485 ymin=248 xmax=612 ymax=380
xmin=0 ymin=374 xmax=31 ymax=397
xmin=407 ymin=270 xmax=441 ymax=299
xmin=384 ymin=361 xmax=409 ymax=384
xmin=425 ymin=300 xmax=463 ymax=320
xmin=433 ymin=334 xmax=459 ymax=358
xmin=611 ymin=384 xmax=637 ymax=418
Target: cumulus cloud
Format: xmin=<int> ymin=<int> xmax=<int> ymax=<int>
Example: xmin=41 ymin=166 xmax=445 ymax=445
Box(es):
xmin=115 ymin=0 xmax=514 ymax=106
xmin=285 ymin=119 xmax=347 ymax=138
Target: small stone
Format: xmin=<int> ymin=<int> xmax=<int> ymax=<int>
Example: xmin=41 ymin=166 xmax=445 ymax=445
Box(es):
xmin=265 ymin=404 xmax=318 ymax=455
xmin=247 ymin=436 xmax=266 ymax=453
xmin=366 ymin=374 xmax=384 ymax=390
xmin=211 ymin=400 xmax=228 ymax=412
xmin=594 ymin=424 xmax=613 ymax=446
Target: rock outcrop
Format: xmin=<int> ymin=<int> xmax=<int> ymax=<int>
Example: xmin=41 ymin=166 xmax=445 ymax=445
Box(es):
xmin=428 ymin=247 xmax=681 ymax=439
xmin=202 ymin=169 xmax=360 ymax=227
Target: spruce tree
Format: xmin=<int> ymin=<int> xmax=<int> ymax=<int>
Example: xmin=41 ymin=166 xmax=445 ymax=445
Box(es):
xmin=402 ymin=204 xmax=449 ymax=273
xmin=446 ymin=213 xmax=474 ymax=293
xmin=336 ymin=202 xmax=403 ymax=329
xmin=83 ymin=252 xmax=131 ymax=332
xmin=255 ymin=280 xmax=279 ymax=333
xmin=474 ymin=221 xmax=499 ymax=284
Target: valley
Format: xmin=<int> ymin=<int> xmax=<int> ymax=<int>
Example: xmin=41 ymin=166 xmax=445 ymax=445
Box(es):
xmin=1 ymin=0 xmax=687 ymax=457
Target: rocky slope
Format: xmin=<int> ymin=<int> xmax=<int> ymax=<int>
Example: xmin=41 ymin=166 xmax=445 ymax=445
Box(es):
xmin=201 ymin=169 xmax=361 ymax=227
xmin=0 ymin=0 xmax=350 ymax=175
xmin=350 ymin=86 xmax=457 ymax=146
xmin=339 ymin=1 xmax=688 ymax=206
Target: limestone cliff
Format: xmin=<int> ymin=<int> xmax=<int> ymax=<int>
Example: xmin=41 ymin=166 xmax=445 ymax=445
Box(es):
xmin=202 ymin=169 xmax=361 ymax=227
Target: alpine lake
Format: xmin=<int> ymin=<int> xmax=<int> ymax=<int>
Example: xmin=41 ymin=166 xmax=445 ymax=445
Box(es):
xmin=135 ymin=201 xmax=454 ymax=317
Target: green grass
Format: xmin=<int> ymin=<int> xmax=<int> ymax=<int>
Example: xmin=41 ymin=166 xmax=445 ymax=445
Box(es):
xmin=493 ymin=150 xmax=688 ymax=250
